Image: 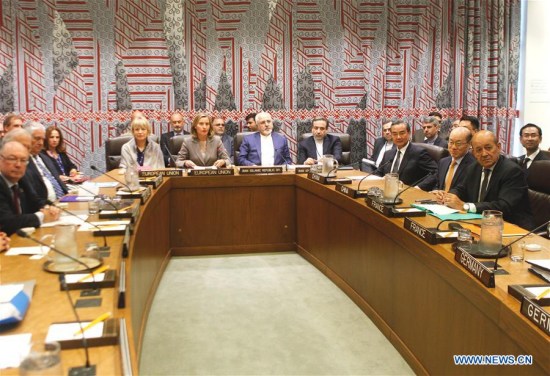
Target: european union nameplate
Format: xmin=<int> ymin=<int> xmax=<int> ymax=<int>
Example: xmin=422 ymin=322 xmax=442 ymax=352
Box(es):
xmin=139 ymin=169 xmax=184 ymax=177
xmin=188 ymin=168 xmax=234 ymax=176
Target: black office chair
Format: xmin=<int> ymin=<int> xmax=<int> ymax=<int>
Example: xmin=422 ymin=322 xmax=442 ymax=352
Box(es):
xmin=168 ymin=135 xmax=187 ymax=167
xmin=527 ymin=160 xmax=550 ymax=237
xmin=104 ymin=135 xmax=160 ymax=170
xmin=299 ymin=133 xmax=351 ymax=165
xmin=233 ymin=132 xmax=254 ymax=165
xmin=412 ymin=142 xmax=449 ymax=163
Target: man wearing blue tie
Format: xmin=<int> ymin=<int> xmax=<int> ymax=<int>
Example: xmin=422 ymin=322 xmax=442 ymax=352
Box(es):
xmin=237 ymin=112 xmax=291 ymax=166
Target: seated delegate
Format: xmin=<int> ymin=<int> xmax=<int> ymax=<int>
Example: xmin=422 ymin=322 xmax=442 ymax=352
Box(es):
xmin=0 ymin=140 xmax=60 ymax=235
xmin=175 ymin=114 xmax=231 ymax=168
xmin=42 ymin=125 xmax=78 ymax=182
xmin=119 ymin=118 xmax=165 ymax=170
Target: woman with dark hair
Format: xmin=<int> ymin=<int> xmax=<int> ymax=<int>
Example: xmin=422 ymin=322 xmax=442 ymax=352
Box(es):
xmin=43 ymin=126 xmax=78 ymax=181
xmin=175 ymin=113 xmax=230 ymax=168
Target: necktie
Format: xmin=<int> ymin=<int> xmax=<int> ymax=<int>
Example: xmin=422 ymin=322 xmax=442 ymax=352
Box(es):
xmin=391 ymin=151 xmax=401 ymax=173
xmin=444 ymin=160 xmax=457 ymax=192
xmin=11 ymin=184 xmax=21 ymax=215
xmin=521 ymin=157 xmax=530 ymax=169
xmin=35 ymin=157 xmax=65 ymax=198
xmin=478 ymin=168 xmax=491 ymax=201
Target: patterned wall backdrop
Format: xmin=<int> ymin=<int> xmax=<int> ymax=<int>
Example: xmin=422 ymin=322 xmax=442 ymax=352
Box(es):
xmin=0 ymin=0 xmax=520 ymax=173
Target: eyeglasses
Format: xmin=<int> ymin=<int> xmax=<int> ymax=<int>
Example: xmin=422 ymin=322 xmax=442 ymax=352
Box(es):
xmin=448 ymin=141 xmax=468 ymax=147
xmin=0 ymin=155 xmax=30 ymax=165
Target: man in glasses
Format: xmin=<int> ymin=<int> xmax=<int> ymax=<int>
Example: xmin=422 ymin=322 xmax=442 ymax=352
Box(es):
xmin=0 ymin=140 xmax=59 ymax=235
xmin=432 ymin=126 xmax=475 ymax=198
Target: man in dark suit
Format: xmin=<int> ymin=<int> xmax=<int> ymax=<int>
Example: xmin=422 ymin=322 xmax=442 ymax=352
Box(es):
xmin=433 ymin=127 xmax=475 ymax=192
xmin=160 ymin=113 xmax=189 ymax=166
xmin=421 ymin=116 xmax=447 ymax=148
xmin=362 ymin=119 xmax=395 ymax=172
xmin=23 ymin=122 xmax=68 ymax=202
xmin=297 ymin=117 xmax=342 ymax=165
xmin=238 ymin=112 xmax=291 ymax=166
xmin=376 ymin=120 xmax=438 ymax=191
xmin=0 ymin=141 xmax=59 ymax=235
xmin=514 ymin=123 xmax=548 ymax=170
xmin=212 ymin=117 xmax=234 ymax=163
xmin=444 ymin=131 xmax=533 ymax=230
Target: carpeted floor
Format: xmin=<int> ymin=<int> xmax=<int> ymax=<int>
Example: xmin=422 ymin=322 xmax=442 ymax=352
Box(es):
xmin=140 ymin=252 xmax=413 ymax=375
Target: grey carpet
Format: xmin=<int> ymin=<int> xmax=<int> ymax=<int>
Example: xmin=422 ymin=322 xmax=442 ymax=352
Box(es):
xmin=140 ymin=252 xmax=413 ymax=375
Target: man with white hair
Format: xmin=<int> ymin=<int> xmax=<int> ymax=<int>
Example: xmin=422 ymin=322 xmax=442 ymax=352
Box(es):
xmin=22 ymin=121 xmax=68 ymax=201
xmin=238 ymin=112 xmax=291 ymax=166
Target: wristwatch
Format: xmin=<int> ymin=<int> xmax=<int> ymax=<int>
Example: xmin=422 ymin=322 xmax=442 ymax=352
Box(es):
xmin=463 ymin=203 xmax=473 ymax=212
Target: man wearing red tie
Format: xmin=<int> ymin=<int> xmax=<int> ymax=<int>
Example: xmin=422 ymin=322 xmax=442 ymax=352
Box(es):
xmin=432 ymin=127 xmax=475 ymax=198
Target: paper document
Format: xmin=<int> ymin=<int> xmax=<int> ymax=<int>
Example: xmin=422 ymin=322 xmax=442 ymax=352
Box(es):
xmin=526 ymin=259 xmax=550 ymax=271
xmin=46 ymin=322 xmax=104 ymax=341
xmin=93 ymin=182 xmax=119 ymax=188
xmin=5 ymin=246 xmax=45 ymax=256
xmin=0 ymin=333 xmax=32 ymax=369
xmin=78 ymin=220 xmax=130 ymax=232
xmin=41 ymin=214 xmax=89 ymax=227
xmin=413 ymin=203 xmax=459 ymax=215
xmin=64 ymin=273 xmax=106 ymax=284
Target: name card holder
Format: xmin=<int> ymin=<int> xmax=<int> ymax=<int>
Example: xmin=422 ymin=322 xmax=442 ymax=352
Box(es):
xmin=454 ymin=246 xmax=495 ymax=288
xmin=60 ymin=270 xmax=116 ymax=291
xmin=116 ymin=185 xmax=151 ymax=204
xmin=365 ymin=196 xmax=426 ymax=218
xmin=520 ymin=297 xmax=550 ymax=336
xmin=47 ymin=318 xmax=119 ymax=349
xmin=121 ymin=226 xmax=130 ymax=258
xmin=239 ymin=166 xmax=284 ymax=175
xmin=98 ymin=199 xmax=139 ymax=221
xmin=508 ymin=284 xmax=550 ymax=306
xmin=139 ymin=174 xmax=163 ymax=188
xmin=294 ymin=166 xmax=311 ymax=174
xmin=403 ymin=217 xmax=457 ymax=244
xmin=335 ymin=183 xmax=370 ymax=198
xmin=139 ymin=169 xmax=184 ymax=177
xmin=307 ymin=172 xmax=352 ymax=185
xmin=93 ymin=224 xmax=128 ymax=237
xmin=188 ymin=168 xmax=235 ymax=176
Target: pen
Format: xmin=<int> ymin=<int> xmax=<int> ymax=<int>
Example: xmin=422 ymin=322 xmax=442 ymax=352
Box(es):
xmin=74 ymin=311 xmax=112 ymax=336
xmin=535 ymin=288 xmax=550 ymax=300
xmin=77 ymin=264 xmax=109 ymax=282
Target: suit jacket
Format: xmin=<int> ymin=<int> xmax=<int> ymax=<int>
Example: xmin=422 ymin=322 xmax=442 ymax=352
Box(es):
xmin=25 ymin=154 xmax=69 ymax=201
xmin=297 ymin=134 xmax=342 ymax=164
xmin=221 ymin=134 xmax=234 ymax=163
xmin=436 ymin=152 xmax=476 ymax=191
xmin=377 ymin=143 xmax=438 ymax=191
xmin=160 ymin=130 xmax=189 ymax=167
xmin=516 ymin=150 xmax=549 ymax=171
xmin=450 ymin=155 xmax=534 ymax=230
xmin=42 ymin=151 xmax=77 ymax=176
xmin=370 ymin=137 xmax=391 ymax=161
xmin=238 ymin=132 xmax=291 ymax=166
xmin=425 ymin=136 xmax=448 ymax=148
xmin=175 ymin=135 xmax=231 ymax=167
xmin=0 ymin=175 xmax=44 ymax=235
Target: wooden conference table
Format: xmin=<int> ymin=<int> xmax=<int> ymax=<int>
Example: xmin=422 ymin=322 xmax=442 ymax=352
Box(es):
xmin=2 ymin=168 xmax=549 ymax=375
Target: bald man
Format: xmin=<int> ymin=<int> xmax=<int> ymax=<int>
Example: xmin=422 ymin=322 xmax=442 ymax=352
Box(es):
xmin=443 ymin=130 xmax=533 ymax=230
xmin=161 ymin=113 xmax=190 ymax=166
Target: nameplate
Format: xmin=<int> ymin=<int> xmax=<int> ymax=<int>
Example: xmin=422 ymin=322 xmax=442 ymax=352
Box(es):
xmin=295 ymin=167 xmax=311 ymax=174
xmin=139 ymin=169 xmax=184 ymax=177
xmin=520 ymin=297 xmax=550 ymax=336
xmin=116 ymin=186 xmax=151 ymax=204
xmin=364 ymin=196 xmax=392 ymax=216
xmin=454 ymin=247 xmax=495 ymax=288
xmin=239 ymin=166 xmax=283 ymax=175
xmin=122 ymin=226 xmax=130 ymax=258
xmin=404 ymin=217 xmax=437 ymax=243
xmin=139 ymin=174 xmax=163 ymax=188
xmin=188 ymin=168 xmax=235 ymax=176
xmin=335 ymin=183 xmax=369 ymax=198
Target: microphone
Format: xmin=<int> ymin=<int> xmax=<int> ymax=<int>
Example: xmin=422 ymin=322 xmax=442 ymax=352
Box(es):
xmin=162 ymin=142 xmax=181 ymax=169
xmin=46 ymin=200 xmax=110 ymax=252
xmin=435 ymin=219 xmax=481 ymax=231
xmin=392 ymin=172 xmax=435 ymax=204
xmin=59 ymin=274 xmax=96 ymax=375
xmin=492 ymin=219 xmax=550 ymax=271
xmin=90 ymin=165 xmax=134 ymax=193
xmin=357 ymin=159 xmax=393 ymax=192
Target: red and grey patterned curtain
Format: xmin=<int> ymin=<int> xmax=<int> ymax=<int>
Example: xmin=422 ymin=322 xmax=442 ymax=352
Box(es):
xmin=0 ymin=0 xmax=521 ymax=171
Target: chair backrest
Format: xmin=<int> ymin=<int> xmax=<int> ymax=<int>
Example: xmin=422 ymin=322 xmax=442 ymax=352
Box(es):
xmin=527 ymin=160 xmax=550 ymax=232
xmin=412 ymin=128 xmax=424 ymax=143
xmin=168 ymin=135 xmax=186 ymax=167
xmin=105 ymin=136 xmax=132 ymax=170
xmin=233 ymin=132 xmax=255 ymax=165
xmin=299 ymin=133 xmax=351 ymax=165
xmin=412 ymin=142 xmax=450 ymax=163
xmin=104 ymin=135 xmax=160 ymax=170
